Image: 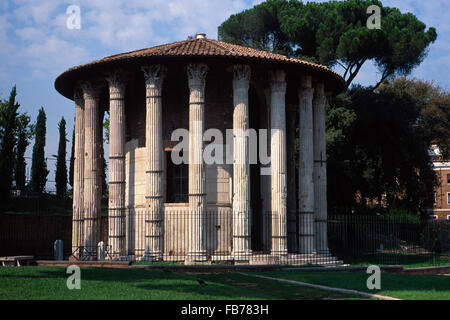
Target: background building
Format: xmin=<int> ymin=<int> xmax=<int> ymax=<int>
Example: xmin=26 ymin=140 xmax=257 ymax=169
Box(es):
xmin=429 ymin=145 xmax=450 ymax=220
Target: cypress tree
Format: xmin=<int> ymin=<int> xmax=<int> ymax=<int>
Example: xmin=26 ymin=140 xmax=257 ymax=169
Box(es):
xmin=14 ymin=114 xmax=32 ymax=191
xmin=30 ymin=107 xmax=49 ymax=194
xmin=69 ymin=125 xmax=75 ymax=188
xmin=55 ymin=117 xmax=68 ymax=199
xmin=0 ymin=86 xmax=20 ymax=202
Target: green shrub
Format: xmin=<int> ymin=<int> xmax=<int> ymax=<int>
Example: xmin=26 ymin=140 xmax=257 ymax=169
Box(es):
xmin=420 ymin=221 xmax=450 ymax=254
xmin=385 ymin=205 xmax=420 ymax=223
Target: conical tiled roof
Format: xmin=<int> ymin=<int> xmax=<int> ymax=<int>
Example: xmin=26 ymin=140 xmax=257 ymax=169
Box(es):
xmin=55 ymin=37 xmax=345 ymax=99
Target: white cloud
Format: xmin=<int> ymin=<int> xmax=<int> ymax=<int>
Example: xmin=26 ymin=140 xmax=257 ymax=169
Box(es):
xmin=23 ymin=37 xmax=89 ymax=77
xmin=12 ymin=0 xmax=60 ymax=25
xmin=15 ymin=26 xmax=46 ymax=41
xmin=74 ymin=0 xmax=248 ymax=49
xmin=0 ymin=14 xmax=15 ymax=55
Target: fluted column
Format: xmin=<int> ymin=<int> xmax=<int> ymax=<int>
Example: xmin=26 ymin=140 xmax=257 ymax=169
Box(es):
xmin=313 ymin=83 xmax=329 ymax=255
xmin=72 ymin=89 xmax=84 ymax=258
xmin=232 ymin=65 xmax=252 ymax=257
xmin=269 ymin=70 xmax=288 ymax=256
xmin=187 ymin=63 xmax=208 ymax=262
xmin=106 ymin=72 xmax=126 ymax=259
xmin=142 ymin=65 xmax=166 ymax=261
xmin=298 ymin=76 xmax=315 ymax=254
xmin=286 ymin=104 xmax=298 ymax=253
xmin=80 ymin=81 xmax=101 ymax=259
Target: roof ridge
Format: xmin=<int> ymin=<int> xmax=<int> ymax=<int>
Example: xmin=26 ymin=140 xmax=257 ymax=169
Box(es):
xmin=163 ymin=38 xmax=197 ymax=54
xmin=92 ymin=38 xmax=336 ymax=76
xmin=212 ymin=39 xmax=335 ymax=73
xmin=204 ymin=38 xmax=233 ymax=54
xmin=105 ymin=38 xmax=197 ymax=60
xmin=213 ymin=39 xmax=285 ymax=57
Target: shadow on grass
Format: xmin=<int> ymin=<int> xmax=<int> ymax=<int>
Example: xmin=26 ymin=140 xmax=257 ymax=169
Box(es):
xmin=0 ymin=267 xmax=367 ymax=300
xmin=336 ymin=252 xmax=449 ymax=267
xmin=257 ymin=271 xmax=450 ymax=300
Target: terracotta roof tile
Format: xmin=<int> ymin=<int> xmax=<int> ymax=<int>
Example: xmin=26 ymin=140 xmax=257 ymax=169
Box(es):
xmin=64 ymin=38 xmax=343 ymax=79
xmin=55 ymin=37 xmax=345 ymax=99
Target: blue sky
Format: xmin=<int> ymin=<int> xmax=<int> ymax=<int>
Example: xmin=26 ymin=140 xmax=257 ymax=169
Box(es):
xmin=0 ymin=0 xmax=448 ymax=191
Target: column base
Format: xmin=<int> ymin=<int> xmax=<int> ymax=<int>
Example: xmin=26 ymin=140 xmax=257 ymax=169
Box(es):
xmin=185 ymin=252 xmax=208 ymax=264
xmin=106 ymin=255 xmax=129 ymax=261
xmin=270 ymin=250 xmax=288 ymax=256
xmin=231 ymin=250 xmax=252 ymax=262
xmin=297 ymin=249 xmax=317 ymax=255
xmin=140 ymin=252 xmax=163 ymax=262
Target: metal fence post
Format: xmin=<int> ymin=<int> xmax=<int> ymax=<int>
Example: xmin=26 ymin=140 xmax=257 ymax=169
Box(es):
xmin=54 ymin=239 xmax=63 ymax=260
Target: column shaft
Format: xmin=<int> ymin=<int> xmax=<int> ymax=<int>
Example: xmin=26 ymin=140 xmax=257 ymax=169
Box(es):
xmin=313 ymin=83 xmax=329 ymax=255
xmin=269 ymin=70 xmax=288 ymax=256
xmin=187 ymin=63 xmax=208 ymax=261
xmin=286 ymin=104 xmax=298 ymax=253
xmin=72 ymin=90 xmax=84 ymax=258
xmin=232 ymin=65 xmax=252 ymax=257
xmin=80 ymin=81 xmax=101 ymax=259
xmin=298 ymin=76 xmax=315 ymax=254
xmin=142 ymin=65 xmax=166 ymax=261
xmin=106 ymin=72 xmax=126 ymax=258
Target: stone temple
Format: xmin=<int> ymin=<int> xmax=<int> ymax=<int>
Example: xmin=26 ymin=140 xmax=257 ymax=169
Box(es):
xmin=55 ymin=33 xmax=345 ymax=264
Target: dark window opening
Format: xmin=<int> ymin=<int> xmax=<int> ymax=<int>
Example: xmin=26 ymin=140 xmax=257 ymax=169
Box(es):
xmin=166 ymin=151 xmax=188 ymax=203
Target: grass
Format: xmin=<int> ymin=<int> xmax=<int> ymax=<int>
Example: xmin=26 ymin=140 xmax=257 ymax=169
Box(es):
xmin=0 ymin=266 xmax=368 ymax=300
xmin=339 ymin=252 xmax=450 ymax=268
xmin=254 ymin=271 xmax=450 ymax=300
xmin=1 ymin=266 xmax=448 ymax=300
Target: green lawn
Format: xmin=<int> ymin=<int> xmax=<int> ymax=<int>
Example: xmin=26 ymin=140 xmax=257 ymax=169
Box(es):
xmin=1 ymin=267 xmax=448 ymax=300
xmin=0 ymin=267 xmax=367 ymax=300
xmin=254 ymin=271 xmax=450 ymax=300
xmin=338 ymin=252 xmax=450 ymax=268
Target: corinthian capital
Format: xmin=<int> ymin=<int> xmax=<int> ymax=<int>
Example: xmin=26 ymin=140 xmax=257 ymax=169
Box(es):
xmin=233 ymin=65 xmax=251 ymax=81
xmin=269 ymin=69 xmax=286 ymax=93
xmin=233 ymin=65 xmax=251 ymax=91
xmin=313 ymin=82 xmax=326 ymax=106
xmin=141 ymin=64 xmax=167 ymax=89
xmin=106 ymin=71 xmax=127 ymax=97
xmin=298 ymin=75 xmax=314 ymax=101
xmin=298 ymin=87 xmax=314 ymax=101
xmin=74 ymin=88 xmax=84 ymax=107
xmin=79 ymin=81 xmax=100 ymax=100
xmin=186 ymin=63 xmax=208 ymax=89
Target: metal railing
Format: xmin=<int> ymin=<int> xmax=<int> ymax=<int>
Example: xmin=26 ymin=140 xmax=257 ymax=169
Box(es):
xmin=1 ymin=212 xmax=448 ymax=266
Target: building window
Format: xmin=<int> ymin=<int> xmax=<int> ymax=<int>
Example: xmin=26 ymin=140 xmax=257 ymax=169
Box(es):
xmin=434 ymin=192 xmax=437 ymax=204
xmin=448 ymin=192 xmax=450 ymax=205
xmin=447 ymin=174 xmax=450 ymax=184
xmin=166 ymin=150 xmax=188 ymax=203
